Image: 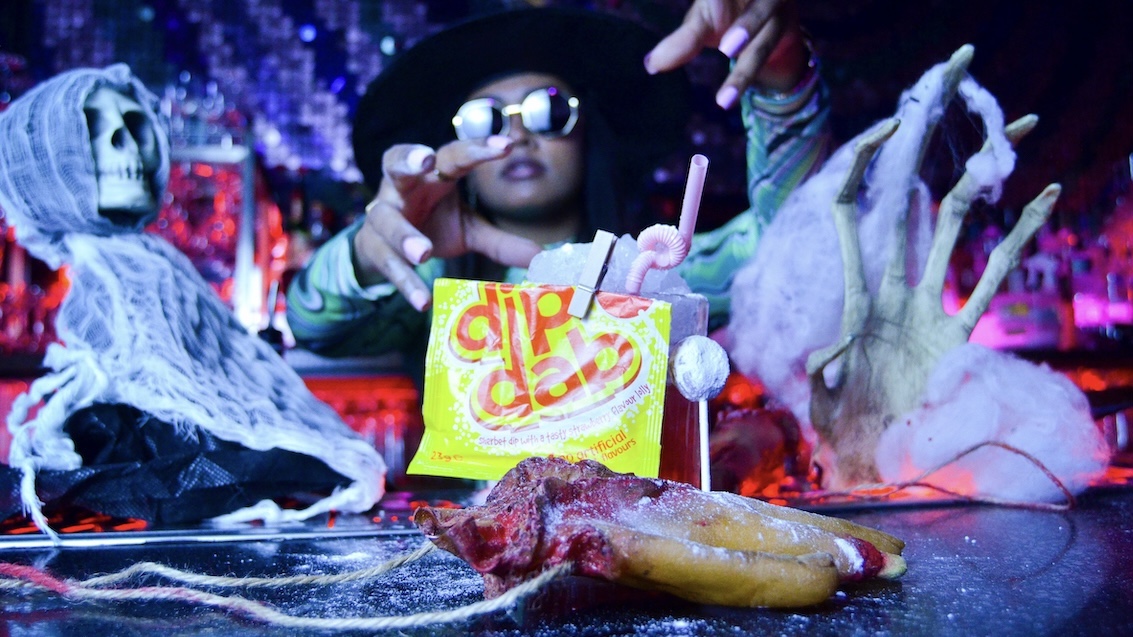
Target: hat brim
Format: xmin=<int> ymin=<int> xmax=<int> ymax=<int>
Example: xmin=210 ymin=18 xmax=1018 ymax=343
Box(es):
xmin=352 ymin=8 xmax=689 ymax=190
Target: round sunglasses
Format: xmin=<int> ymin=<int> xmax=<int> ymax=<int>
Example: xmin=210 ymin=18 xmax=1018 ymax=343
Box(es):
xmin=452 ymin=86 xmax=580 ymax=141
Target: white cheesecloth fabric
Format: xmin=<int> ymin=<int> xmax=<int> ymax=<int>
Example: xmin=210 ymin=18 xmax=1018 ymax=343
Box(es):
xmin=0 ymin=65 xmax=385 ymax=537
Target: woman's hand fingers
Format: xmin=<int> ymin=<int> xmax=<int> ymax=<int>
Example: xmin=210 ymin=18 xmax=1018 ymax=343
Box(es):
xmin=379 ymin=144 xmax=440 ymax=228
xmin=372 ymin=144 xmax=440 ymax=265
xmin=644 ymin=3 xmax=718 ymax=74
xmin=377 ymin=243 xmax=434 ymax=313
xmin=433 ymin=135 xmax=512 ymax=183
xmin=350 ymin=143 xmax=444 ymax=309
xmin=719 ymin=7 xmax=787 ymax=107
xmin=462 ymin=214 xmax=545 ymax=268
xmin=366 ymin=195 xmax=434 ymax=266
xmin=369 ymin=139 xmax=484 ymax=272
xmin=715 ymin=0 xmax=784 ymax=59
xmin=350 ymin=137 xmax=519 ymax=311
xmin=353 ymin=200 xmax=433 ymax=311
xmin=645 ymin=0 xmax=798 ymax=109
xmin=383 ymin=144 xmax=436 ymax=183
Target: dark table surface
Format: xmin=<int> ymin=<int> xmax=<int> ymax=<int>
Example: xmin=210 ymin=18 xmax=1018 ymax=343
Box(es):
xmin=1 ymin=483 xmax=1131 ymax=636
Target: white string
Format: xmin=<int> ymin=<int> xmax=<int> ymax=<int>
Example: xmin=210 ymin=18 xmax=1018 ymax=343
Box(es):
xmin=80 ymin=541 xmax=438 ymax=589
xmin=0 ymin=544 xmax=573 ymax=630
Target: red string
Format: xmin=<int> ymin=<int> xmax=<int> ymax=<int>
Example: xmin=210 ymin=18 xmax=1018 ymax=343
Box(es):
xmin=0 ymin=562 xmax=72 ymax=594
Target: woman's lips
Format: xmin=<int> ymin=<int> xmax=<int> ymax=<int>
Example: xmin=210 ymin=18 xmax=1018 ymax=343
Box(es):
xmin=500 ymin=158 xmax=546 ymax=181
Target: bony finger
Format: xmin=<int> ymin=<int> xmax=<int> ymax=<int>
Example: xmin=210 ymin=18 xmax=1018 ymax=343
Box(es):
xmin=1004 ymin=114 xmax=1039 ymax=146
xmin=591 ymin=521 xmax=839 ymax=608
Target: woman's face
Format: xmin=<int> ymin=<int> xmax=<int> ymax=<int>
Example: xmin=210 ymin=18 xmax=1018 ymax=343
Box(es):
xmin=464 ymin=72 xmax=585 ymax=225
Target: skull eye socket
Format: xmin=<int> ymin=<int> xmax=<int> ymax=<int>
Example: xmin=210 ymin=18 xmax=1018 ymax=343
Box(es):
xmin=123 ymin=110 xmax=155 ymax=159
xmin=83 ymin=106 xmax=101 ymax=138
xmin=82 ymin=100 xmax=153 ymax=150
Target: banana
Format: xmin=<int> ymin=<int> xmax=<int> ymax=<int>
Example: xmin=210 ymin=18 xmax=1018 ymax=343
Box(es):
xmin=637 ymin=489 xmax=906 ymax=581
xmin=414 ymin=457 xmax=906 ymax=608
xmin=592 ymin=521 xmax=840 ymax=608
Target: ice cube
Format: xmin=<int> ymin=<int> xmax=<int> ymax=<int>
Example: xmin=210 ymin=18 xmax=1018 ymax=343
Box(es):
xmin=527 ymin=234 xmax=706 ymax=345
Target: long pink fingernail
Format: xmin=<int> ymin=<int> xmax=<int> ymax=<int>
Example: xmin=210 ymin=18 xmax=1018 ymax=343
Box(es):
xmin=403 ymin=236 xmax=433 ymax=264
xmin=409 ymin=290 xmax=432 ymax=312
xmin=486 ymin=135 xmax=510 ymax=150
xmin=718 ymin=26 xmax=750 ymax=58
xmin=643 ymin=52 xmax=655 ymax=75
xmin=716 ymin=85 xmax=739 ymax=110
xmin=407 ymin=146 xmax=434 ymax=173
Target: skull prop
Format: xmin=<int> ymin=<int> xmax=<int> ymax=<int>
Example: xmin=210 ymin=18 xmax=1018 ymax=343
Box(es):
xmin=0 ymin=65 xmax=385 ymax=539
xmin=728 ymin=46 xmax=1109 ymax=503
xmin=84 ymin=87 xmax=160 ymax=220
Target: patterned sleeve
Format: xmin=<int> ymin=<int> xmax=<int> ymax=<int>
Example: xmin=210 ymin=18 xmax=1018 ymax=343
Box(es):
xmin=285 ymin=218 xmax=442 ymax=357
xmin=678 ymin=71 xmax=832 ymax=331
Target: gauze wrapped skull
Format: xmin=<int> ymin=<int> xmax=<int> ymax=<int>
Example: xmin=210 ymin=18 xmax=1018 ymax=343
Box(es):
xmin=84 ymin=87 xmax=160 ymax=219
xmin=0 ymin=65 xmax=386 ymax=540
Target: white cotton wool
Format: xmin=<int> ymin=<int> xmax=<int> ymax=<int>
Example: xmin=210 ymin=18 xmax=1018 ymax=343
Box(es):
xmin=957 ymin=79 xmax=1015 ymax=198
xmin=875 ymin=343 xmax=1111 ymax=502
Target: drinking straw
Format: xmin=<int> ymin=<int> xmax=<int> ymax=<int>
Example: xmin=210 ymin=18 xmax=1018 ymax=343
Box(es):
xmin=625 ymin=154 xmax=708 ymax=294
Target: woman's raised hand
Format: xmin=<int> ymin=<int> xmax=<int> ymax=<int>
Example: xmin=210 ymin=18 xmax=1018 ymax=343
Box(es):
xmin=645 ymin=0 xmax=809 ymax=110
xmin=352 ymin=138 xmax=543 ymax=311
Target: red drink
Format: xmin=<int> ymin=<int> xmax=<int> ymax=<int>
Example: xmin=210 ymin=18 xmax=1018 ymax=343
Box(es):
xmin=653 ymin=291 xmax=710 ymax=489
xmin=658 ymin=384 xmax=707 ymax=489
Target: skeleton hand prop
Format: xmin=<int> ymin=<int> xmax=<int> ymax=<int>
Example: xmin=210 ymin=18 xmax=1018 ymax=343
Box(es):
xmin=806 ymin=46 xmax=1060 ymax=488
xmin=414 ymin=457 xmax=905 ymax=608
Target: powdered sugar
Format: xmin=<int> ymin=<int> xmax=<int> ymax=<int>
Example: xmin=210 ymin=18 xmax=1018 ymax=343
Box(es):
xmin=833 ymin=538 xmax=864 ymax=575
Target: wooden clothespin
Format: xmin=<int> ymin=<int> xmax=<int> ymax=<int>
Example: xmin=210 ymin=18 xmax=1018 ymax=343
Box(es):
xmin=567 ymin=230 xmax=616 ymax=318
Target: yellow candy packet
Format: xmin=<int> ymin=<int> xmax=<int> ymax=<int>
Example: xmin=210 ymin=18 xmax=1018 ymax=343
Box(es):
xmin=409 ymin=278 xmax=671 ymax=480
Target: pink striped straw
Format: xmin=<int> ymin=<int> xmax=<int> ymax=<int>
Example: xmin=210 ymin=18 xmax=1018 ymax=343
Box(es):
xmin=625 ymin=154 xmax=709 ymax=294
